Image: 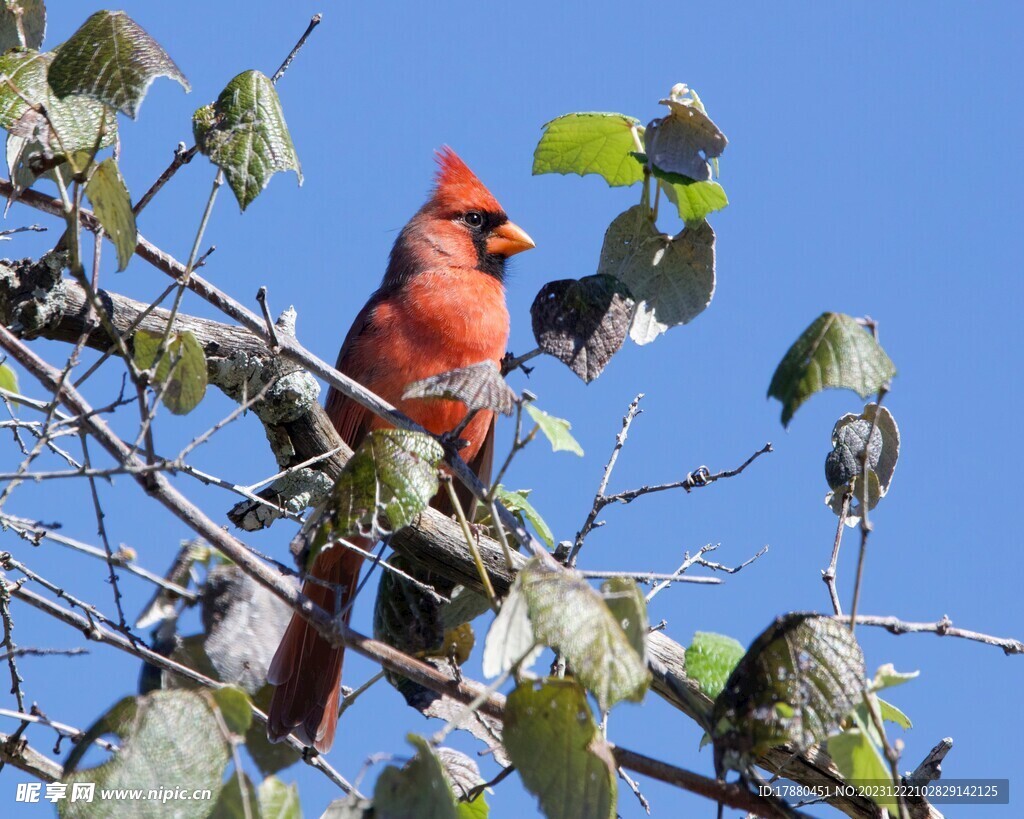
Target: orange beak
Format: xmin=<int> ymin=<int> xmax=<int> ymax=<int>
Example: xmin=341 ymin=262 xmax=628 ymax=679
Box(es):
xmin=486 ymin=220 xmax=535 ymax=257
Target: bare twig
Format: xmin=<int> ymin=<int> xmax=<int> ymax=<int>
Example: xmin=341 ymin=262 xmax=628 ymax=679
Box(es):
xmin=133 ymin=143 xmax=199 ymax=217
xmin=823 ymin=491 xmax=851 ymax=616
xmin=570 ymin=393 xmax=644 ymax=565
xmin=500 ymin=346 xmax=542 ymax=376
xmin=618 ymin=765 xmax=652 ymax=814
xmin=0 ymin=574 xmax=25 ymax=712
xmin=848 ymin=614 xmax=1024 ymax=655
xmin=849 ymin=388 xmax=888 ymax=630
xmin=272 ymin=13 xmax=323 ymax=84
xmin=7 ymin=582 xmax=361 ymax=795
xmin=335 ymin=670 xmax=385 ymax=721
xmin=0 ymin=224 xmax=46 ymax=240
xmin=646 ymin=544 xmax=768 ymax=602
xmin=80 ymin=434 xmax=136 ymax=641
xmin=580 ymin=569 xmax=721 ymax=586
xmin=0 ymin=514 xmax=196 ymax=602
xmin=0 ymin=647 xmax=87 ymax=662
xmin=604 ymin=442 xmax=774 ymax=507
xmin=0 ymin=707 xmax=119 ymax=754
xmin=255 ymin=287 xmax=280 ymax=350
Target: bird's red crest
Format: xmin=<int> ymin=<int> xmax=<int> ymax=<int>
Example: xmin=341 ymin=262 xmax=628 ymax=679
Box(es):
xmin=430 ymin=147 xmax=503 ymax=215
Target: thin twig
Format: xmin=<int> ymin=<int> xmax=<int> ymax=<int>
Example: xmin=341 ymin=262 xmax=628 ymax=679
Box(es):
xmin=0 ymin=574 xmax=25 ymax=712
xmin=272 ymin=13 xmax=323 ymax=84
xmin=0 ymin=647 xmax=87 ymax=662
xmin=335 ymin=670 xmax=385 ymax=721
xmin=7 ymin=582 xmax=362 ymax=795
xmin=133 ymin=143 xmax=199 ymax=217
xmin=570 ymin=393 xmax=644 ymax=566
xmin=255 ymin=287 xmax=280 ymax=350
xmin=0 ymin=707 xmax=119 ymax=754
xmin=822 ymin=491 xmax=851 ymax=616
xmin=500 ymin=346 xmax=542 ymax=376
xmin=579 ymin=569 xmax=720 ymax=586
xmin=849 ymin=389 xmax=888 ymax=631
xmin=80 ymin=433 xmax=137 ymax=641
xmin=847 ymin=614 xmax=1024 ymax=655
xmin=645 ymin=544 xmax=768 ymax=603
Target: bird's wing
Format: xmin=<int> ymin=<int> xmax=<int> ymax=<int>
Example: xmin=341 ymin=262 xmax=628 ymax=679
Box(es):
xmin=324 ymin=295 xmax=381 ymax=451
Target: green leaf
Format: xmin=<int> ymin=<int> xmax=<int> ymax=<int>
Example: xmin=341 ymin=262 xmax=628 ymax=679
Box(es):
xmin=533 ymin=113 xmax=644 ymax=187
xmin=403 ymin=360 xmax=516 ymax=415
xmin=457 ymin=795 xmax=489 ymax=819
xmin=685 ymin=632 xmax=745 ymax=699
xmin=493 ymin=486 xmax=553 ymax=548
xmin=133 ymin=329 xmax=208 ymax=415
xmin=310 ymin=430 xmax=444 ymax=564
xmin=600 ymin=577 xmax=649 ymax=663
xmin=597 ymin=205 xmax=715 ymax=345
xmin=259 ymin=777 xmax=302 ymax=819
xmin=827 ymin=728 xmax=898 ymax=812
xmin=0 ymin=49 xmax=117 ymax=156
xmin=825 ymin=404 xmax=901 ymax=525
xmin=60 ymin=690 xmax=230 ymax=819
xmin=0 ymin=0 xmax=45 ymax=51
xmin=212 ymin=685 xmax=252 ymax=735
xmin=877 ymin=696 xmax=912 ymax=730
xmin=0 ymin=361 xmax=17 ymax=394
xmin=530 ymin=274 xmax=635 ymax=383
xmin=519 ymin=558 xmax=650 ymax=710
xmin=869 ymin=663 xmax=919 ymax=692
xmin=482 ymin=576 xmax=540 ymax=679
xmin=504 ymin=679 xmax=616 ymax=819
xmin=374 ymin=735 xmax=458 ymax=819
xmin=48 ymin=10 xmax=189 ymax=119
xmin=525 ymin=404 xmax=583 ymax=456
xmin=85 ymin=157 xmax=136 ymax=271
xmin=655 ymin=172 xmax=729 ymax=224
xmin=210 ymin=771 xmax=260 ymax=819
xmin=194 ymin=70 xmax=302 ymax=211
xmin=711 ymin=613 xmax=865 ymax=775
xmin=768 ymin=313 xmax=897 ymax=427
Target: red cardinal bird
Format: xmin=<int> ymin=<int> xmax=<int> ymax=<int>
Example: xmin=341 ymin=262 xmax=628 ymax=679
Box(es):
xmin=266 ymin=148 xmax=534 ymax=752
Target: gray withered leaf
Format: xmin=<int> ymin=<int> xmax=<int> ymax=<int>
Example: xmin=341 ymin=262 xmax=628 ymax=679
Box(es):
xmin=403 ymin=360 xmax=517 ymax=415
xmin=711 ymin=613 xmax=865 ymax=776
xmin=644 ymin=96 xmax=727 ymax=182
xmin=825 ymin=403 xmax=900 ymax=524
xmin=530 ymin=274 xmax=635 ymax=383
xmin=597 ymin=205 xmax=715 ymax=345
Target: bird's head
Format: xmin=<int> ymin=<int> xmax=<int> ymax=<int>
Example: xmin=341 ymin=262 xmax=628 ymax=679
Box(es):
xmin=384 ymin=148 xmax=535 ymax=288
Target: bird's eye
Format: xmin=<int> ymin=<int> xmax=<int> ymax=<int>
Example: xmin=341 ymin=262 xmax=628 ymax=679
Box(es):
xmin=463 ymin=211 xmax=484 ymax=228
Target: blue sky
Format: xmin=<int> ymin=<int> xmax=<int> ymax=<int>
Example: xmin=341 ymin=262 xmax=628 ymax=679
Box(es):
xmin=2 ymin=1 xmax=1022 ymax=816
